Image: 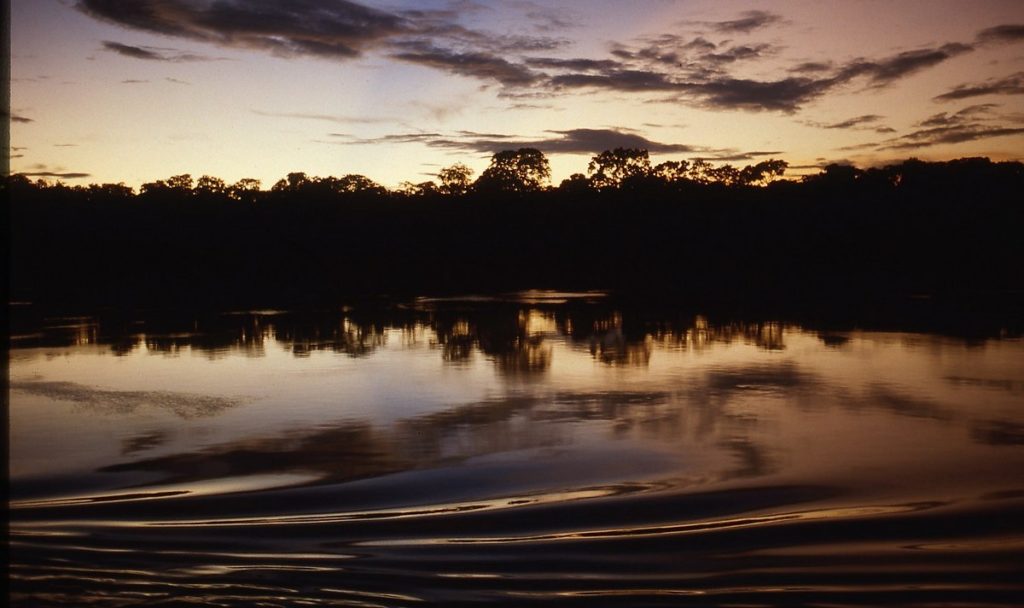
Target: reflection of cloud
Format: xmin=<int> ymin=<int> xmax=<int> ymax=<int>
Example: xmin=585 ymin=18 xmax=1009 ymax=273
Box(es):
xmin=971 ymin=420 xmax=1024 ymax=446
xmin=704 ymin=363 xmax=811 ymax=392
xmin=121 ymin=431 xmax=169 ymax=456
xmin=865 ymin=385 xmax=950 ymax=421
xmin=11 ymin=381 xmax=243 ymax=419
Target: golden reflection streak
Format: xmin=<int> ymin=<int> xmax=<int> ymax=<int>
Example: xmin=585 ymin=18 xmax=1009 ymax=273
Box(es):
xmin=320 ymin=588 xmax=424 ymax=602
xmin=13 ymin=486 xmax=622 ymax=529
xmin=504 ymin=582 xmax=1024 ymax=599
xmin=10 ymin=472 xmax=319 ymax=509
xmin=358 ymin=502 xmax=939 ymax=546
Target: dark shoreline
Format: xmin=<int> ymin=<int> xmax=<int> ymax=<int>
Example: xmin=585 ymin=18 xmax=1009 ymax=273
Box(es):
xmin=8 ymin=156 xmax=1022 ymax=337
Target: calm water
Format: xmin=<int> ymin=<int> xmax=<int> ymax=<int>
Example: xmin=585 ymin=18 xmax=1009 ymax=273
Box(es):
xmin=9 ymin=293 xmax=1024 ymax=607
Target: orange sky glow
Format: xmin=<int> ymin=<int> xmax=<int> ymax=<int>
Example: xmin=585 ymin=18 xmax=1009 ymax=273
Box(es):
xmin=9 ymin=0 xmax=1024 ymax=189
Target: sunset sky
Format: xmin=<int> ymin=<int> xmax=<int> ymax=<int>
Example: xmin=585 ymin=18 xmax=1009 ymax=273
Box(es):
xmin=9 ymin=0 xmax=1024 ymax=189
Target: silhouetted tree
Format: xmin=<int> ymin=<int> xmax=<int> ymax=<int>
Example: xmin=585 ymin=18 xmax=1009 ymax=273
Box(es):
xmin=333 ymin=174 xmax=386 ymax=195
xmin=272 ymin=172 xmax=311 ymax=192
xmin=739 ymin=159 xmax=788 ymax=186
xmin=475 ymin=148 xmax=551 ymax=194
xmin=588 ymin=148 xmax=651 ymax=189
xmin=228 ymin=178 xmax=261 ymax=203
xmin=708 ymin=164 xmax=741 ymax=186
xmin=438 ymin=163 xmax=474 ymax=195
xmin=195 ymin=175 xmax=227 ymax=196
xmin=653 ymin=160 xmax=691 ymax=183
xmin=558 ymin=173 xmax=593 ymax=194
xmin=395 ymin=180 xmax=440 ymax=196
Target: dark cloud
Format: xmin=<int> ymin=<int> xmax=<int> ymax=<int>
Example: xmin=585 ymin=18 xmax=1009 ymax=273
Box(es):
xmin=841 ymin=43 xmax=974 ymax=86
xmin=826 ymin=114 xmax=884 ymax=129
xmin=917 ymin=104 xmax=999 ymax=127
xmin=702 ymin=150 xmax=786 ymax=162
xmin=976 ymin=24 xmax=1024 ymax=45
xmin=541 ymin=34 xmax=973 ymax=112
xmin=102 ymin=40 xmax=215 ymax=62
xmin=523 ymin=128 xmax=698 ymax=154
xmin=80 ymin=0 xmax=566 ymax=74
xmin=682 ymin=37 xmax=717 ymax=53
xmin=11 ymin=113 xmax=33 ymax=123
xmin=868 ymin=104 xmax=1023 ymax=150
xmin=712 ymin=10 xmax=782 ymax=34
xmin=550 ymin=69 xmax=678 ymax=92
xmin=683 ymin=76 xmax=841 ymax=112
xmin=883 ymin=124 xmax=1024 ymax=149
xmin=790 ymin=61 xmax=833 ymax=73
xmin=331 ymin=127 xmax=780 ymax=159
xmin=80 ymin=0 xmax=407 ymax=59
xmin=934 ymin=71 xmax=1024 ymax=101
xmin=393 ymin=48 xmax=538 ymax=86
xmin=17 ymin=171 xmax=92 ymax=179
xmin=805 ymin=114 xmax=885 ymax=130
xmin=524 ymin=57 xmax=622 ymax=72
xmin=121 ymin=79 xmax=150 ymax=84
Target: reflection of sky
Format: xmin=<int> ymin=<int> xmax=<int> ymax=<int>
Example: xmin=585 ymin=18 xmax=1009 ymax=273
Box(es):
xmin=10 ymin=0 xmax=1024 ymax=188
xmin=10 ymin=318 xmax=1024 ymax=510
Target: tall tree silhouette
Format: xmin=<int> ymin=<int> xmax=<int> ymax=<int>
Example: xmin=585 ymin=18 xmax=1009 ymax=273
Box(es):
xmin=475 ymin=148 xmax=551 ymax=194
xmin=588 ymin=148 xmax=652 ymax=189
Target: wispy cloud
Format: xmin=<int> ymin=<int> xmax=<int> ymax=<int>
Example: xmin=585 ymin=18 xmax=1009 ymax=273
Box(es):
xmin=712 ymin=10 xmax=783 ymax=34
xmin=838 ymin=103 xmax=1024 ymax=151
xmin=102 ymin=41 xmax=217 ymax=62
xmin=252 ymin=109 xmax=393 ymax=125
xmin=934 ymin=71 xmax=1024 ymax=101
xmin=804 ymin=114 xmax=886 ymax=130
xmin=392 ymin=46 xmax=539 ymax=86
xmin=18 ymin=171 xmax=92 ymax=179
xmin=976 ymin=24 xmax=1024 ymax=45
xmin=11 ymin=113 xmax=34 ymax=123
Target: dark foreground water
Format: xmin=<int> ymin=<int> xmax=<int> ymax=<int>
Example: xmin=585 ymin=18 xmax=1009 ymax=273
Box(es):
xmin=9 ymin=293 xmax=1024 ymax=607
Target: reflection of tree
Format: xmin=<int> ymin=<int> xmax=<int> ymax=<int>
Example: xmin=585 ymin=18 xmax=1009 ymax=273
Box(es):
xmin=590 ymin=329 xmax=653 ymax=366
xmin=494 ymin=336 xmax=552 ymax=374
xmin=275 ymin=317 xmax=387 ymax=358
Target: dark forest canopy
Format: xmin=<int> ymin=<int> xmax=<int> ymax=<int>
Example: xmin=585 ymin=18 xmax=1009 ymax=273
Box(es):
xmin=6 ymin=150 xmax=1024 ymax=310
xmin=10 ymin=148 xmax=1022 ymax=200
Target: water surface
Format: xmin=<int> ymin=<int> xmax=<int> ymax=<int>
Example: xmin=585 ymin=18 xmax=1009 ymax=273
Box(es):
xmin=9 ymin=294 xmax=1024 ymax=606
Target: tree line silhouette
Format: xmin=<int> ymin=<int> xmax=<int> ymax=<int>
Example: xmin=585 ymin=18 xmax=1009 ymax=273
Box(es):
xmin=7 ymin=148 xmax=1023 ymax=311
